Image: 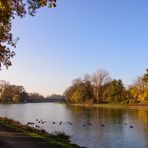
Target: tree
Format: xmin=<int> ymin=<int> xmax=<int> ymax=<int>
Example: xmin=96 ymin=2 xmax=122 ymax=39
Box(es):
xmin=0 ymin=0 xmax=56 ymax=69
xmin=143 ymin=69 xmax=148 ymax=87
xmin=64 ymin=68 xmax=148 ymax=104
xmin=0 ymin=81 xmax=28 ymax=103
xmin=11 ymin=85 xmax=28 ymax=102
xmin=64 ymin=77 xmax=94 ymax=104
xmin=103 ymin=79 xmax=126 ymax=103
xmin=28 ymin=92 xmax=44 ymax=100
xmin=92 ymin=69 xmax=111 ymax=103
xmin=127 ymin=69 xmax=148 ymax=103
xmin=0 ymin=82 xmax=12 ymax=102
xmin=46 ymin=94 xmax=65 ymax=100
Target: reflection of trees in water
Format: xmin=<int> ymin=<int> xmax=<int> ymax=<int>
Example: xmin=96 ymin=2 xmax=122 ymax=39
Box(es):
xmin=66 ymin=105 xmax=126 ymax=124
xmin=138 ymin=110 xmax=148 ymax=124
xmin=66 ymin=105 xmax=148 ymax=126
xmin=65 ymin=105 xmax=127 ymax=146
xmin=126 ymin=109 xmax=148 ymax=146
xmin=100 ymin=108 xmax=126 ymax=123
xmin=124 ymin=109 xmax=148 ymax=125
xmin=66 ymin=105 xmax=93 ymax=121
xmin=137 ymin=109 xmax=148 ymax=143
xmin=127 ymin=109 xmax=148 ymax=138
xmin=64 ymin=105 xmax=148 ymax=148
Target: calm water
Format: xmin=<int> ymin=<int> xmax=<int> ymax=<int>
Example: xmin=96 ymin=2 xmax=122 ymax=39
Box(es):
xmin=0 ymin=103 xmax=148 ymax=148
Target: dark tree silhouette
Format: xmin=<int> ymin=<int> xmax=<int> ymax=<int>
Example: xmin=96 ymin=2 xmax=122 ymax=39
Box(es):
xmin=0 ymin=0 xmax=56 ymax=69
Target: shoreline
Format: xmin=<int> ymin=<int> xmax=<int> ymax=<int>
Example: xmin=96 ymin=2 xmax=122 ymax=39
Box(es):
xmin=67 ymin=103 xmax=148 ymax=109
xmin=68 ymin=103 xmax=148 ymax=106
xmin=0 ymin=117 xmax=81 ymax=148
xmin=1 ymin=102 xmax=148 ymax=108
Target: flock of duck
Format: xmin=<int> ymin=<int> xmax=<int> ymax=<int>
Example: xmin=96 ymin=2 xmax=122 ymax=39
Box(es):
xmin=27 ymin=119 xmax=134 ymax=129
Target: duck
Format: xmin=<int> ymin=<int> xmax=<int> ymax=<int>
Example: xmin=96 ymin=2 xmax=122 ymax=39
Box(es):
xmin=87 ymin=123 xmax=92 ymax=125
xmin=27 ymin=122 xmax=35 ymax=125
xmin=59 ymin=121 xmax=62 ymax=125
xmin=101 ymin=124 xmax=105 ymax=127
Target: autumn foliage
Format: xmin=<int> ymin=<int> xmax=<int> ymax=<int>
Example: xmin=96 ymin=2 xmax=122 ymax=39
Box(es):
xmin=64 ymin=69 xmax=148 ymax=104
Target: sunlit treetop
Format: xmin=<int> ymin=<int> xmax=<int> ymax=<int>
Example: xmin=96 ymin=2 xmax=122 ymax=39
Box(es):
xmin=0 ymin=0 xmax=56 ymax=69
xmin=143 ymin=68 xmax=148 ymax=83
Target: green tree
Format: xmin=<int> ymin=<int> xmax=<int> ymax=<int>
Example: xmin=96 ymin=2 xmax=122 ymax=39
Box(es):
xmin=0 ymin=0 xmax=56 ymax=69
xmin=103 ymin=79 xmax=126 ymax=103
xmin=64 ymin=78 xmax=94 ymax=104
xmin=143 ymin=69 xmax=148 ymax=86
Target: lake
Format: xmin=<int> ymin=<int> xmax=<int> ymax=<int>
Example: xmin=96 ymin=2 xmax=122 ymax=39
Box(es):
xmin=0 ymin=103 xmax=148 ymax=148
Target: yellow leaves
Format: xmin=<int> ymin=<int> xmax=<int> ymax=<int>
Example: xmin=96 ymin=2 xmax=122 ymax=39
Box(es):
xmin=12 ymin=95 xmax=20 ymax=102
xmin=139 ymin=87 xmax=148 ymax=102
xmin=129 ymin=85 xmax=148 ymax=103
xmin=71 ymin=91 xmax=80 ymax=103
xmin=0 ymin=1 xmax=6 ymax=11
xmin=128 ymin=73 xmax=148 ymax=103
xmin=129 ymin=87 xmax=139 ymax=99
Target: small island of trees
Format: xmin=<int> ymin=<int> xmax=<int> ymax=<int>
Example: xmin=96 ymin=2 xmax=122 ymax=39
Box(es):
xmin=64 ymin=69 xmax=148 ymax=104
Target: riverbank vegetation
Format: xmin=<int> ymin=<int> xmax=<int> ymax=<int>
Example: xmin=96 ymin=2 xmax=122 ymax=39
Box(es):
xmin=64 ymin=69 xmax=148 ymax=104
xmin=0 ymin=117 xmax=80 ymax=148
xmin=0 ymin=81 xmax=64 ymax=103
xmin=0 ymin=68 xmax=148 ymax=105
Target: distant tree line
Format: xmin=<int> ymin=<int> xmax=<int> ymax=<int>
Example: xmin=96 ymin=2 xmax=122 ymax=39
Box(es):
xmin=28 ymin=93 xmax=65 ymax=103
xmin=1 ymin=68 xmax=148 ymax=104
xmin=0 ymin=81 xmax=64 ymax=103
xmin=64 ymin=69 xmax=148 ymax=104
xmin=0 ymin=80 xmax=28 ymax=103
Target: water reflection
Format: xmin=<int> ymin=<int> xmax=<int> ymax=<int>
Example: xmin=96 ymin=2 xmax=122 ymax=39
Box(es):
xmin=66 ymin=105 xmax=148 ymax=148
xmin=0 ymin=103 xmax=148 ymax=148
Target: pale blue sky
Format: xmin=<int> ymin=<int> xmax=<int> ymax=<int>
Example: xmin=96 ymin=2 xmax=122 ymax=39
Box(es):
xmin=0 ymin=0 xmax=148 ymax=96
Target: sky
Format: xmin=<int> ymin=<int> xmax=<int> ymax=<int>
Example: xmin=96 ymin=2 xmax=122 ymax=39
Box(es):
xmin=0 ymin=0 xmax=148 ymax=96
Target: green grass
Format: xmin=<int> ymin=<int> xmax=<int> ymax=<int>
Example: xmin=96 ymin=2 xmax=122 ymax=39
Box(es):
xmin=68 ymin=103 xmax=148 ymax=110
xmin=0 ymin=117 xmax=81 ymax=148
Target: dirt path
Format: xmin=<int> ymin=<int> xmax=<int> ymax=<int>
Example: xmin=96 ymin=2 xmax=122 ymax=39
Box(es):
xmin=0 ymin=124 xmax=62 ymax=148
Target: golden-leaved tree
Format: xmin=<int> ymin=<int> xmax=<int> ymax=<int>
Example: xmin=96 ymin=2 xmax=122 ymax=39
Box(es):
xmin=128 ymin=69 xmax=148 ymax=103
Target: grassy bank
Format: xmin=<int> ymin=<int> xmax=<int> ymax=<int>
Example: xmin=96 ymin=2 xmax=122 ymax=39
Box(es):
xmin=0 ymin=117 xmax=81 ymax=148
xmin=68 ymin=103 xmax=148 ymax=109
